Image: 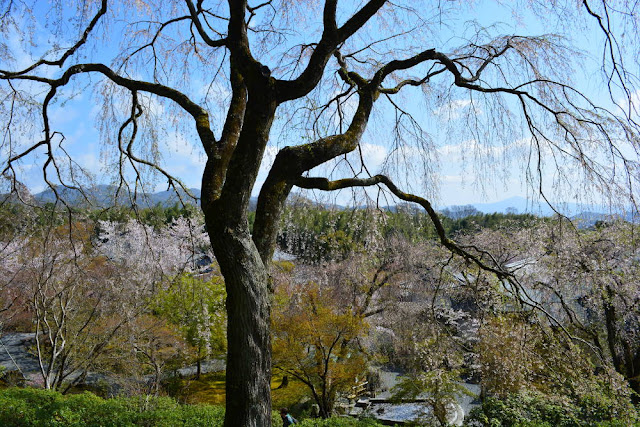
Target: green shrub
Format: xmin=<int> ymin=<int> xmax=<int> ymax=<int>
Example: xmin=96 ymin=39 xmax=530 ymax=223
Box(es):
xmin=465 ymin=392 xmax=638 ymax=427
xmin=0 ymin=388 xmax=388 ymax=426
xmin=0 ymin=387 xmax=226 ymax=426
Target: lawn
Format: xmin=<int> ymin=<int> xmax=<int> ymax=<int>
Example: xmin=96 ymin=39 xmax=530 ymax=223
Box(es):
xmin=170 ymin=371 xmax=310 ymax=410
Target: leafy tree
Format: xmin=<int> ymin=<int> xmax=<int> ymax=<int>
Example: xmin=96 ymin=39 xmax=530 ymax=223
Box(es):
xmin=467 ymin=388 xmax=637 ymax=427
xmin=152 ymin=273 xmax=226 ymax=379
xmin=272 ymin=283 xmax=367 ymax=418
xmin=0 ymin=222 xmax=139 ymax=391
xmin=279 ymin=205 xmax=383 ymax=263
xmin=391 ymin=329 xmax=471 ymax=426
xmin=3 ymin=1 xmax=640 ymax=424
xmin=0 ymin=387 xmax=229 ymax=426
xmin=138 ymin=202 xmax=202 ymax=229
xmin=127 ymin=314 xmax=188 ymax=396
xmin=440 ymin=205 xmax=480 ymax=220
xmin=477 ymin=315 xmax=545 ymax=398
xmin=530 ymin=222 xmax=640 ymax=398
xmin=0 ymin=215 xmax=209 ymax=392
xmin=456 ymin=224 xmax=640 ymax=417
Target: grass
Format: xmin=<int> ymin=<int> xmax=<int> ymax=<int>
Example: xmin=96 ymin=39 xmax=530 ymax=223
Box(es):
xmin=170 ymin=372 xmax=227 ymax=405
xmin=271 ymin=376 xmax=310 ymax=410
xmin=169 ymin=371 xmax=310 ymax=410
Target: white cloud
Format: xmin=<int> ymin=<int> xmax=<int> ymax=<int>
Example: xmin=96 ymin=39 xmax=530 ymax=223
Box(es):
xmin=198 ymin=79 xmax=232 ymax=103
xmin=358 ymin=143 xmax=387 ymax=172
xmin=438 ymin=137 xmax=532 ymax=164
xmin=433 ymin=99 xmax=478 ymax=120
xmin=441 ymin=174 xmax=463 ymax=183
xmin=76 ymin=150 xmax=101 ymax=172
xmin=3 ymin=13 xmax=65 ymax=80
xmin=159 ymin=132 xmax=207 ymax=188
xmin=165 ymin=132 xmax=201 ymax=161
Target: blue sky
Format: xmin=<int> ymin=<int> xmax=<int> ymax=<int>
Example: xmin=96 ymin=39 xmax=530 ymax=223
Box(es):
xmin=2 ymin=0 xmax=637 ymax=209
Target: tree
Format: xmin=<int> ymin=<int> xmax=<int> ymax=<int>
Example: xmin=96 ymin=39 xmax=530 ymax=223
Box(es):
xmin=391 ymin=330 xmax=470 ymax=427
xmin=2 ymin=1 xmax=639 ymax=424
xmin=0 ymin=213 xmax=207 ymax=391
xmin=0 ymin=221 xmax=136 ymax=391
xmin=126 ymin=314 xmax=188 ymax=396
xmin=441 ymin=205 xmax=480 ymax=220
xmin=152 ymin=273 xmax=226 ymax=379
xmin=529 ymin=221 xmax=640 ymax=397
xmin=453 ymin=223 xmax=640 ymax=415
xmin=272 ymin=282 xmax=367 ymax=418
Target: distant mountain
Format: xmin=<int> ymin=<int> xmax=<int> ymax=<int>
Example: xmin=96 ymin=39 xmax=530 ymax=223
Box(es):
xmin=467 ymin=196 xmax=551 ymax=216
xmin=32 ymin=185 xmax=202 ymax=208
xmin=140 ymin=187 xmax=202 ymax=206
xmin=8 ymin=185 xmax=632 ymax=221
xmin=569 ymin=211 xmax=627 ymax=228
xmin=445 ymin=196 xmax=614 ymax=218
xmin=3 ymin=184 xmax=269 ymax=211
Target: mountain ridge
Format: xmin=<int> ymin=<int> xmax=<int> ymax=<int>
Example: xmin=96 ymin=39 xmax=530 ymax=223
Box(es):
xmin=30 ymin=185 xmax=201 ymax=208
xmin=3 ymin=187 xmax=631 ymax=222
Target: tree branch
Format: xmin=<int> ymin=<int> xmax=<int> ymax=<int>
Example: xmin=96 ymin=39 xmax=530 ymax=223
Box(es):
xmin=1 ymin=0 xmax=108 ymax=77
xmin=252 ymin=80 xmax=376 ymax=263
xmin=185 ymin=0 xmax=227 ymax=47
xmin=275 ymin=0 xmax=387 ymax=103
xmin=293 ymin=174 xmax=513 ymax=280
xmin=2 ymin=62 xmax=216 ymax=151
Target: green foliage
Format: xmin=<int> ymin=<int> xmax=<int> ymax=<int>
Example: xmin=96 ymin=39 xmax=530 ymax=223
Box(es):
xmin=90 ymin=203 xmax=201 ymax=229
xmin=466 ymin=391 xmax=638 ymax=427
xmin=87 ymin=205 xmax=136 ymax=224
xmin=278 ymin=206 xmax=374 ymax=262
xmin=390 ymin=326 xmax=471 ymax=426
xmin=168 ymin=371 xmax=227 ymax=405
xmin=440 ymin=212 xmax=541 ymax=236
xmin=271 ymin=375 xmax=311 ymax=412
xmin=277 ymin=202 xmax=542 ymax=263
xmin=393 ymin=370 xmax=470 ymax=426
xmin=0 ymin=387 xmax=226 ymax=426
xmin=0 ymin=202 xmax=66 ymax=238
xmin=0 ymin=387 xmax=377 ymax=426
xmin=2 ymin=197 xmax=539 ymax=254
xmin=137 ymin=203 xmax=201 ymax=229
xmin=0 ymin=200 xmax=203 ymax=242
xmin=272 ymin=283 xmax=368 ymax=417
xmin=152 ymin=273 xmax=227 ymax=362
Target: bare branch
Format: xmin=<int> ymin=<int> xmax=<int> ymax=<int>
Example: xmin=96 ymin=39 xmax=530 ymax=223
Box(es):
xmin=293 ymin=174 xmax=512 ymax=280
xmin=275 ymin=0 xmax=387 ymax=102
xmin=185 ymin=0 xmax=227 ymax=48
xmin=1 ymin=0 xmax=108 ymax=77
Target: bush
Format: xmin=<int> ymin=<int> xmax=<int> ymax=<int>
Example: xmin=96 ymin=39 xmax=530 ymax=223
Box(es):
xmin=465 ymin=392 xmax=638 ymax=427
xmin=0 ymin=387 xmax=225 ymax=426
xmin=0 ymin=388 xmax=388 ymax=426
xmin=0 ymin=387 xmax=379 ymax=426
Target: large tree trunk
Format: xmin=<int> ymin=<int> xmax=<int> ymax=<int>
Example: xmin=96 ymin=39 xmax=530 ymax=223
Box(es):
xmin=210 ymin=226 xmax=272 ymax=427
xmin=202 ymin=81 xmax=278 ymax=425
